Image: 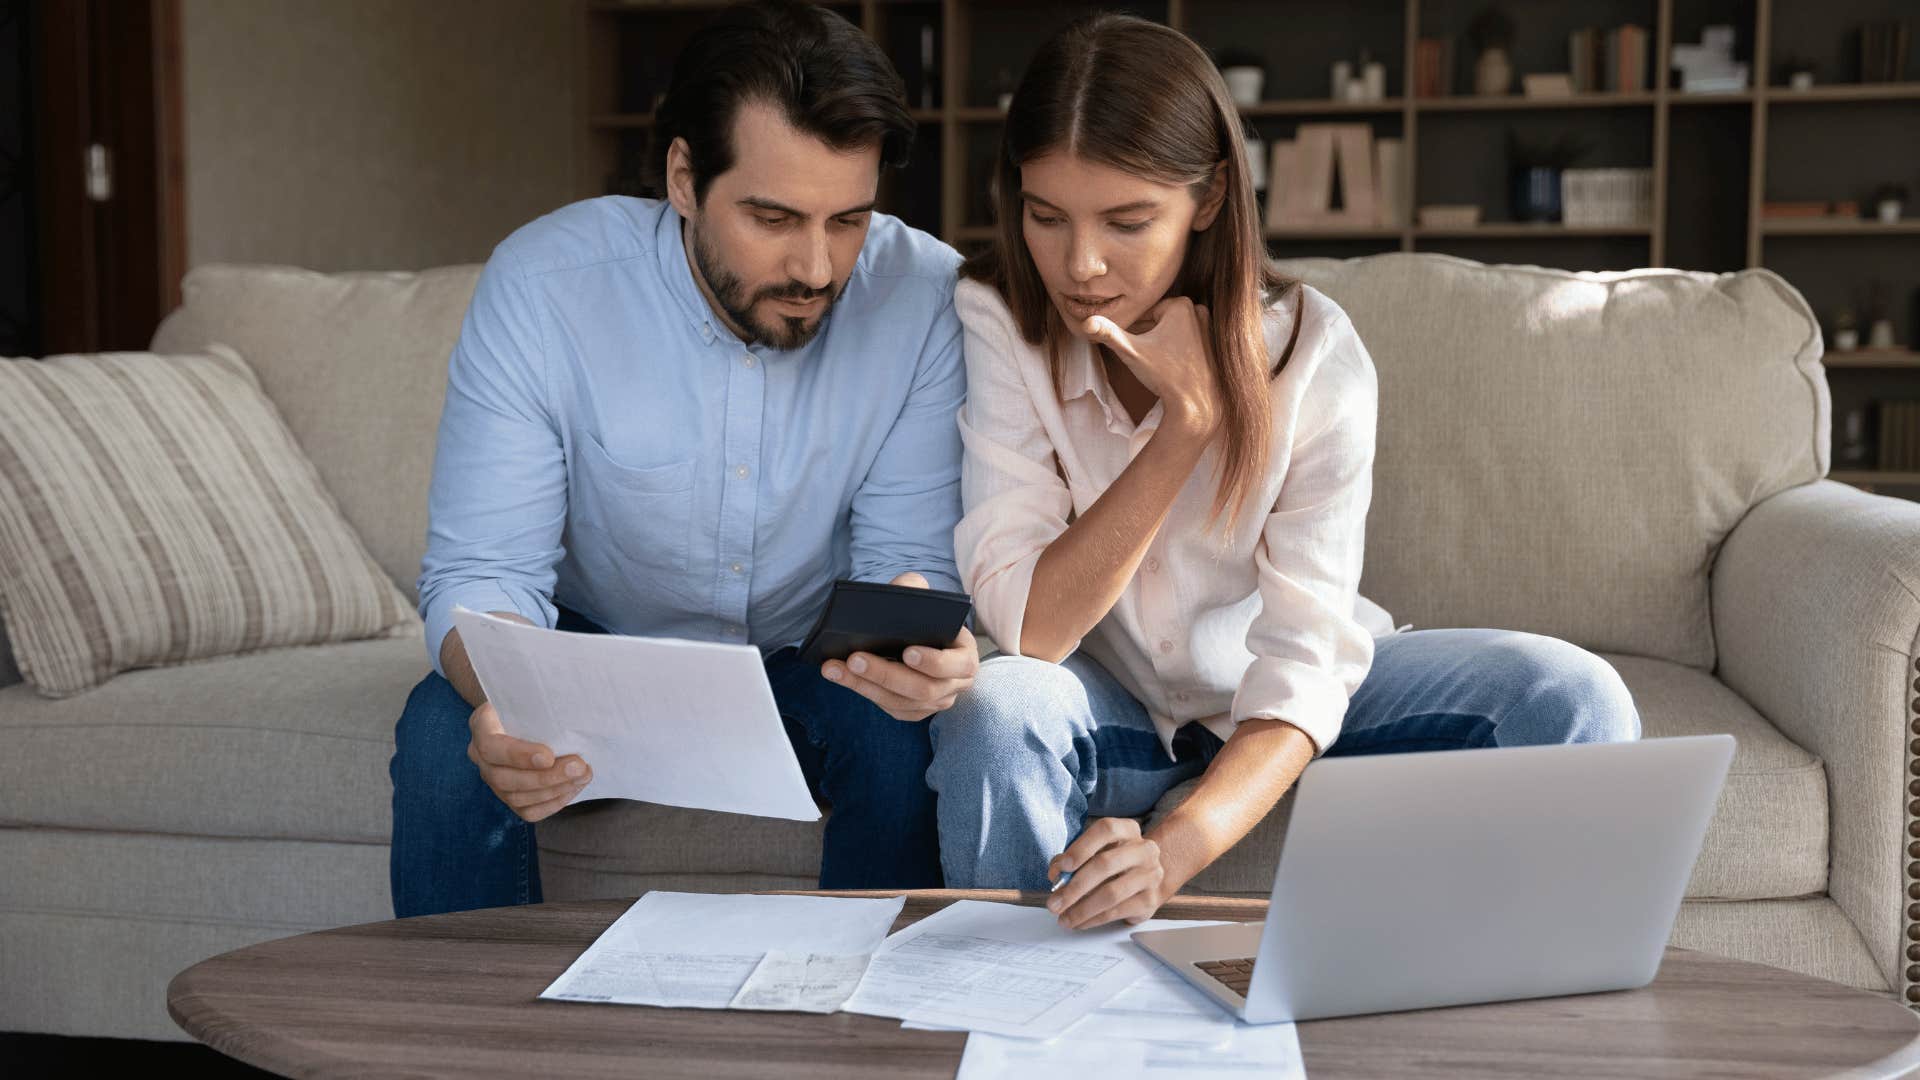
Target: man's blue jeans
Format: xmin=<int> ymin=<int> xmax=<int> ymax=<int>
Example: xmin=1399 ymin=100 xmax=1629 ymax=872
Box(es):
xmin=389 ymin=608 xmax=942 ymax=917
xmin=926 ymin=628 xmax=1644 ymax=890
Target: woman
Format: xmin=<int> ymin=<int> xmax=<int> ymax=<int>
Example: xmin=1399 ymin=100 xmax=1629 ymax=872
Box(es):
xmin=928 ymin=14 xmax=1640 ymax=930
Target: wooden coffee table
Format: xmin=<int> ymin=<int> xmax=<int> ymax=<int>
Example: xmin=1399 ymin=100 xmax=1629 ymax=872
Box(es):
xmin=168 ymin=889 xmax=1920 ymax=1078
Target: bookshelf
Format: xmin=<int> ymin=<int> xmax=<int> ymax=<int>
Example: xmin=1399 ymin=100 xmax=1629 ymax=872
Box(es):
xmin=579 ymin=0 xmax=1919 ymax=496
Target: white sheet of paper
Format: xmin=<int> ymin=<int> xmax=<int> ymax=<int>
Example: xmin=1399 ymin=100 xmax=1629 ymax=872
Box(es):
xmin=901 ymin=966 xmax=1236 ymax=1045
xmin=841 ymin=900 xmax=1223 ymax=1039
xmin=956 ymin=1019 xmax=1306 ymax=1080
xmin=539 ymin=892 xmax=905 ymax=1008
xmin=728 ymin=951 xmax=873 ymax=1013
xmin=452 ymin=606 xmax=819 ymax=820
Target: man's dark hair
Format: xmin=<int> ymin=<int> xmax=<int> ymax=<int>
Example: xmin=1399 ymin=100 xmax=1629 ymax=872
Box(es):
xmin=648 ymin=1 xmax=914 ymax=203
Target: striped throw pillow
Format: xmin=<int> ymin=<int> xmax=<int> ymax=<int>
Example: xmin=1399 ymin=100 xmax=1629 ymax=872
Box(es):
xmin=0 ymin=345 xmax=416 ymax=696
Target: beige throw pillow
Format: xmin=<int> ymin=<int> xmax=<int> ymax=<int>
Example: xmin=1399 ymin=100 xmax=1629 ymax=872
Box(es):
xmin=0 ymin=344 xmax=416 ymax=696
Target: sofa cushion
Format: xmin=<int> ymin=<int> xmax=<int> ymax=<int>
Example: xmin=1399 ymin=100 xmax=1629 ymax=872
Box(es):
xmin=1165 ymin=652 xmax=1827 ymax=901
xmin=1271 ymin=254 xmax=1827 ymax=670
xmin=149 ymin=263 xmax=482 ymax=600
xmin=0 ymin=346 xmax=417 ymax=696
xmin=0 ymin=631 xmax=428 ymax=843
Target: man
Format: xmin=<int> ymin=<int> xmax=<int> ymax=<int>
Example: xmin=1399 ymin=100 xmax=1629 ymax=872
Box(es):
xmin=390 ymin=0 xmax=978 ymax=918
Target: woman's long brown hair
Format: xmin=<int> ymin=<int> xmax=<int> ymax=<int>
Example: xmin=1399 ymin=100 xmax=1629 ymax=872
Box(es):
xmin=961 ymin=13 xmax=1296 ymax=530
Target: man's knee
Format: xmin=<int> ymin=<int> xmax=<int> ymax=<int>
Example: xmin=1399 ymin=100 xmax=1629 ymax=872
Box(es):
xmin=1489 ymin=635 xmax=1640 ymax=746
xmin=393 ymin=672 xmax=476 ymax=778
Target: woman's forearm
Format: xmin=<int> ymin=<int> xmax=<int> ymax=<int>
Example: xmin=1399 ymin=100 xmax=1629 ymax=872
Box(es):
xmin=1019 ymin=417 xmax=1211 ymax=661
xmin=1145 ymin=717 xmax=1316 ymax=888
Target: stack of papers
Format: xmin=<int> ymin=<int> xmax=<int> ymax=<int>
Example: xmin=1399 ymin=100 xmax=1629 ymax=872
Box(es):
xmin=540 ymin=892 xmax=903 ymax=1013
xmin=544 ymin=894 xmax=1306 ymax=1077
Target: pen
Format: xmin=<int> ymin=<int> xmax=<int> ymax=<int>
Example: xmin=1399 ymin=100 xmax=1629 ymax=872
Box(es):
xmin=1050 ymin=870 xmax=1073 ymax=892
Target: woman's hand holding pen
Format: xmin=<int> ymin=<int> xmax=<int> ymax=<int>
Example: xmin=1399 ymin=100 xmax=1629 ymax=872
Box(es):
xmin=1044 ymin=816 xmax=1188 ymax=931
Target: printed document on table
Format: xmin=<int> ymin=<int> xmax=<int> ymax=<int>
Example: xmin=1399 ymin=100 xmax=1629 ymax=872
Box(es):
xmin=901 ymin=959 xmax=1236 ymax=1044
xmin=956 ymin=1018 xmax=1306 ymax=1079
xmin=841 ymin=899 xmax=1228 ymax=1039
xmin=452 ymin=606 xmax=818 ymax=820
xmin=540 ymin=892 xmax=905 ymax=1008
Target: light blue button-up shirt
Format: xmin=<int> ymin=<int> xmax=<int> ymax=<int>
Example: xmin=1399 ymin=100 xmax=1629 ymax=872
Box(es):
xmin=417 ymin=196 xmax=965 ymax=677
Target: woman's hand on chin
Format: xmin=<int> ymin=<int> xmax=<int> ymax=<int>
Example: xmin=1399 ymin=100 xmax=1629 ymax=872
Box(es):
xmin=1043 ymin=816 xmax=1184 ymax=930
xmin=1081 ymin=295 xmax=1223 ymax=439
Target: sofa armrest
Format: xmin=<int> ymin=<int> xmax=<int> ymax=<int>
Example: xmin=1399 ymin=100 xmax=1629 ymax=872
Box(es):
xmin=1710 ymin=479 xmax=1920 ymax=997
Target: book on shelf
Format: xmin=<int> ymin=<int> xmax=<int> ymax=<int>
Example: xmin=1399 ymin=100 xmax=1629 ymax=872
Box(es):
xmin=1881 ymin=401 xmax=1920 ymax=471
xmin=1570 ymin=24 xmax=1648 ymax=93
xmin=1859 ymin=21 xmax=1911 ymax=84
xmin=1415 ymin=37 xmax=1455 ymax=98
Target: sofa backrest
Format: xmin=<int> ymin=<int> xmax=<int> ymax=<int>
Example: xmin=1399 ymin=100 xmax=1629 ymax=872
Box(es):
xmin=1272 ymin=253 xmax=1827 ymax=670
xmin=149 ymin=264 xmax=483 ymax=603
xmin=129 ymin=253 xmax=1826 ymax=674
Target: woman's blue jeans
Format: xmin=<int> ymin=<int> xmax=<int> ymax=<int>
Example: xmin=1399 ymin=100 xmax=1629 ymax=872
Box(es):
xmin=388 ymin=608 xmax=943 ymax=917
xmin=925 ymin=629 xmax=1643 ymax=890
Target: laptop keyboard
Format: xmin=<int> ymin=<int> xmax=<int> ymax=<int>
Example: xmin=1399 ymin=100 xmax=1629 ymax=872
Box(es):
xmin=1196 ymin=956 xmax=1257 ymax=996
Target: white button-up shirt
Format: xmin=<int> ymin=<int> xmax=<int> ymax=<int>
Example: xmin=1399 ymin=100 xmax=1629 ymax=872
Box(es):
xmin=953 ymin=278 xmax=1396 ymax=758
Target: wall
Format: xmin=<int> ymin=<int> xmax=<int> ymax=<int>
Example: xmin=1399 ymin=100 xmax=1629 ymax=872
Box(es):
xmin=180 ymin=0 xmax=577 ymax=273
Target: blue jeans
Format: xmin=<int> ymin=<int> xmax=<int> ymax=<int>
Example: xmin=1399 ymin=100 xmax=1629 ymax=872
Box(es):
xmin=389 ymin=608 xmax=943 ymax=917
xmin=926 ymin=628 xmax=1643 ymax=889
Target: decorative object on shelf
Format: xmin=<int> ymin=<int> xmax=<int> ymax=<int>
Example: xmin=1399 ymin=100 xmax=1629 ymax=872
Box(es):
xmin=1468 ymin=7 xmax=1515 ymax=96
xmin=1332 ymin=59 xmax=1353 ymax=101
xmin=1857 ymin=21 xmax=1912 ymax=84
xmin=1775 ymin=54 xmax=1818 ymax=90
xmin=1362 ymin=53 xmax=1386 ymax=101
xmin=1866 ymin=281 xmax=1899 ymax=350
xmin=1374 ymin=137 xmax=1407 ymax=228
xmin=1874 ymin=183 xmax=1908 ymax=224
xmin=1871 ymin=319 xmax=1899 ymax=350
xmin=1523 ymin=73 xmax=1575 ymax=99
xmin=993 ymin=68 xmax=1016 ymax=112
xmin=1838 ymin=408 xmax=1872 ymax=468
xmin=1326 ymin=49 xmax=1387 ymax=102
xmin=1832 ymin=308 xmax=1860 ymax=352
xmin=1877 ymin=401 xmax=1920 ymax=472
xmin=1245 ymin=134 xmax=1266 ymax=194
xmin=1418 ymin=204 xmax=1482 ymax=227
xmin=1264 ymin=123 xmax=1376 ymax=228
xmin=1671 ymin=25 xmax=1748 ymax=93
xmin=1414 ymin=37 xmax=1456 ymax=98
xmin=1507 ymin=131 xmax=1591 ymax=223
xmin=1562 ymin=168 xmax=1654 ymax=227
xmin=1217 ymin=49 xmax=1265 ymax=107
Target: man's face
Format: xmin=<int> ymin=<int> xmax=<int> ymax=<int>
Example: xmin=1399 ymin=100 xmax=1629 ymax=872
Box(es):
xmin=668 ymin=101 xmax=881 ymax=351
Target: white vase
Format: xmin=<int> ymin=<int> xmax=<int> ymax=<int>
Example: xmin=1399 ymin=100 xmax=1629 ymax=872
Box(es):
xmin=1223 ymin=67 xmax=1264 ymax=107
xmin=1476 ymin=48 xmax=1512 ymax=96
xmin=1879 ymin=199 xmax=1904 ymax=224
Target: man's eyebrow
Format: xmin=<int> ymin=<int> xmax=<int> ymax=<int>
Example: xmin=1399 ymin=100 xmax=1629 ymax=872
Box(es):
xmin=1019 ymin=193 xmax=1159 ymax=216
xmin=738 ymin=197 xmax=879 ymax=219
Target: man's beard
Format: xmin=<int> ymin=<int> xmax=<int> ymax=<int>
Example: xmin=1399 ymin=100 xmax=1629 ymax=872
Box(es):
xmin=690 ymin=220 xmax=842 ymax=350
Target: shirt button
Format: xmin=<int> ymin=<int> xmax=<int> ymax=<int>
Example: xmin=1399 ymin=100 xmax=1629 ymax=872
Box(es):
xmin=1175 ymin=691 xmax=1190 ymax=703
xmin=742 ymin=354 xmax=756 ymax=368
xmin=1158 ymin=639 xmax=1175 ymax=655
xmin=723 ymin=624 xmax=739 ymax=636
xmin=731 ymin=562 xmax=744 ymax=574
xmin=1146 ymin=557 xmax=1161 ymax=572
xmin=735 ymin=465 xmax=750 ymax=479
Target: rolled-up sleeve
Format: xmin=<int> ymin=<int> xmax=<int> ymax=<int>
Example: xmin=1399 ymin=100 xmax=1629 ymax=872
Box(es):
xmin=952 ymin=284 xmax=1074 ymax=658
xmin=849 ymin=282 xmax=966 ymax=593
xmin=1232 ymin=318 xmax=1379 ymax=755
xmin=416 ymin=243 xmax=566 ymax=677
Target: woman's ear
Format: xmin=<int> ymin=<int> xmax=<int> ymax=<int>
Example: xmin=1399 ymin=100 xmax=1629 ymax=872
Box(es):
xmin=665 ymin=137 xmax=698 ymax=218
xmin=1193 ymin=159 xmax=1230 ymax=231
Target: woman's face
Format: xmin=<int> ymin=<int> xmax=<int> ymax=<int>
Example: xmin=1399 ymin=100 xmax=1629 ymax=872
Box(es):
xmin=1018 ymin=151 xmax=1222 ymax=336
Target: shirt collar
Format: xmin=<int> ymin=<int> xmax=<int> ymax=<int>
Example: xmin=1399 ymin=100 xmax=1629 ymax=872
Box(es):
xmin=656 ymin=203 xmax=725 ymax=346
xmin=1063 ymin=335 xmax=1149 ymax=438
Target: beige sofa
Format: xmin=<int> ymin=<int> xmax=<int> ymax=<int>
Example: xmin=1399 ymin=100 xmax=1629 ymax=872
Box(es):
xmin=5 ymin=246 xmax=1918 ymax=1043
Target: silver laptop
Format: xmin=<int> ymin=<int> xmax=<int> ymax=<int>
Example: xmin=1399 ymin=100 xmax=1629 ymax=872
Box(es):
xmin=1132 ymin=734 xmax=1734 ymax=1024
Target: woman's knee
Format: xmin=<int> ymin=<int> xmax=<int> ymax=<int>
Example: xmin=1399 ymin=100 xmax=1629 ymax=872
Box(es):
xmin=1487 ymin=634 xmax=1640 ymax=746
xmin=930 ymin=655 xmax=1091 ymax=773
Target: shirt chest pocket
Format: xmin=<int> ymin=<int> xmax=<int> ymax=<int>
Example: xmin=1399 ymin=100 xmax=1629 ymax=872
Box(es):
xmin=570 ymin=431 xmax=699 ymax=602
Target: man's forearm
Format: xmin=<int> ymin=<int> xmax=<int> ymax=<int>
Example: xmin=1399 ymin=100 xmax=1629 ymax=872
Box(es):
xmin=437 ymin=611 xmax=534 ymax=709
